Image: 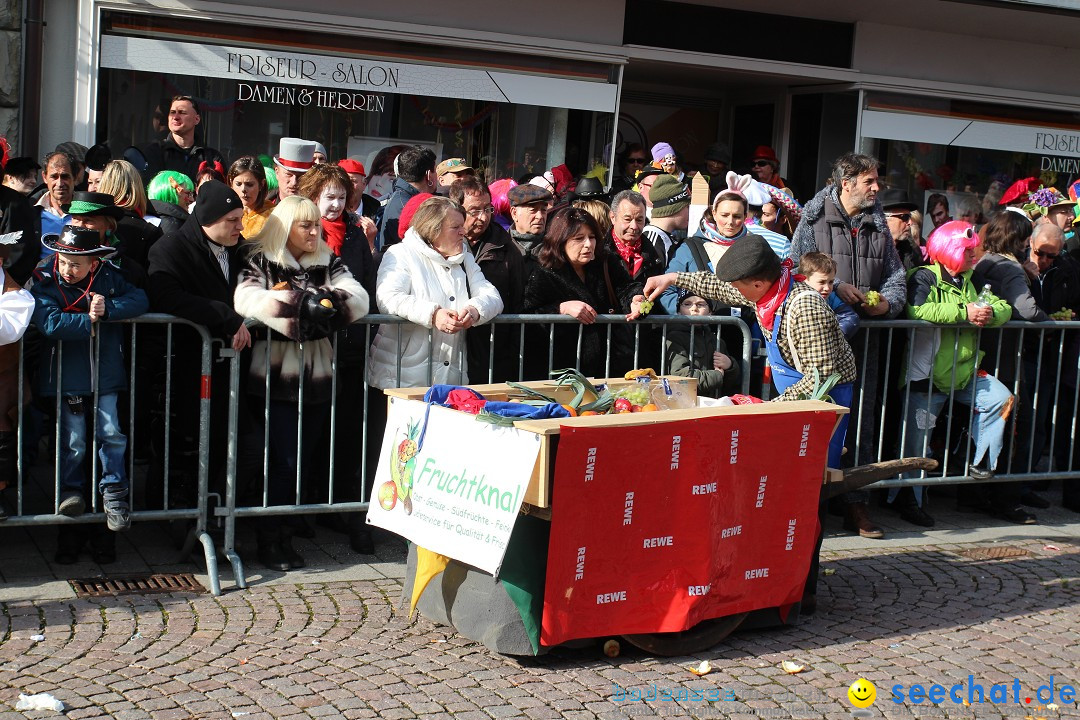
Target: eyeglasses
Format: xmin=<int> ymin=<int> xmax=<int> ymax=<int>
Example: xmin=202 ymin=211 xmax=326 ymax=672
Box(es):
xmin=626 ymin=157 xmax=648 ymax=165
xmin=465 ymin=206 xmax=495 ymax=218
xmin=887 ymin=213 xmax=912 ymax=222
xmin=1034 ymin=248 xmax=1060 ymax=259
xmin=751 ymin=160 xmax=772 ymax=168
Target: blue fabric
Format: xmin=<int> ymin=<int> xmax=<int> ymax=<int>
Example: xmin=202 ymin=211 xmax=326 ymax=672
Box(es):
xmin=482 ymin=401 xmax=571 ymax=419
xmin=826 ymin=291 xmax=860 ymax=338
xmin=38 ymin=209 xmax=70 ymax=259
xmin=30 ymin=259 xmax=149 ymax=397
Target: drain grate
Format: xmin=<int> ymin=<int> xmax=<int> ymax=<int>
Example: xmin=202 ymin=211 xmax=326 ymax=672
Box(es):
xmin=70 ymin=573 xmax=206 ymax=598
xmin=956 ymin=546 xmax=1031 ymax=561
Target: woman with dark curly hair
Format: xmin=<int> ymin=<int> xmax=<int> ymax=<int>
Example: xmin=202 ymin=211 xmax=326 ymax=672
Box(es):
xmin=522 ymin=206 xmax=646 ymax=377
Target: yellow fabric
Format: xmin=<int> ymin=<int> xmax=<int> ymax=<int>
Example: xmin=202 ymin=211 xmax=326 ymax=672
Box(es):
xmin=410 ymin=546 xmax=451 ymax=617
xmin=242 ymin=204 xmax=273 ymax=239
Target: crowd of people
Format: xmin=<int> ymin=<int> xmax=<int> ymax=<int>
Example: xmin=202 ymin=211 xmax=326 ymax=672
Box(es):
xmin=2 ymin=95 xmax=1080 ymax=574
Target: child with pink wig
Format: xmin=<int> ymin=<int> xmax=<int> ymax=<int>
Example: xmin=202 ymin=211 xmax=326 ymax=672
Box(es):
xmin=892 ymin=220 xmax=1017 ymax=526
xmin=488 ymin=178 xmax=517 ymax=232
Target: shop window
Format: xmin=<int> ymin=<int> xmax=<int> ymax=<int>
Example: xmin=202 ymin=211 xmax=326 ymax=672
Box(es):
xmin=861 ymin=92 xmax=1080 ymax=236
xmin=96 ymin=12 xmax=616 ymax=190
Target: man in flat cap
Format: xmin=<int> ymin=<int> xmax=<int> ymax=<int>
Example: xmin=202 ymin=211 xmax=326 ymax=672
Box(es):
xmin=640 ymin=234 xmax=857 ymax=612
xmin=507 ymin=183 xmax=552 ymax=270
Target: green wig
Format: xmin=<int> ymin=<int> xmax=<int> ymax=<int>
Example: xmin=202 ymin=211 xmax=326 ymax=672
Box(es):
xmin=147 ymin=170 xmax=194 ymax=205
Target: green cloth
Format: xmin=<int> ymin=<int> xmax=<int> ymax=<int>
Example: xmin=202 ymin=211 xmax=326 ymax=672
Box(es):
xmin=497 ymin=513 xmax=549 ymax=655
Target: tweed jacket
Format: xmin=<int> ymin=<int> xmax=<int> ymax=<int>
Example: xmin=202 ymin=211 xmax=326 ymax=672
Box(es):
xmin=675 ymin=273 xmax=857 ymax=400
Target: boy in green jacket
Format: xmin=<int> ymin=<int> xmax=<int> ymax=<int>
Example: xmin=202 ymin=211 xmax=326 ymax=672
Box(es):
xmin=895 ymin=221 xmax=1020 ymax=525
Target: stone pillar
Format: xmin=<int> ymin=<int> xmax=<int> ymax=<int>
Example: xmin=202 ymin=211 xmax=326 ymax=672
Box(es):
xmin=0 ymin=0 xmax=21 ymax=152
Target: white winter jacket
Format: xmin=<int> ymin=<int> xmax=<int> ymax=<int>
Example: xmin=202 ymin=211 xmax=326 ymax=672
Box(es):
xmin=366 ymin=228 xmax=503 ymax=389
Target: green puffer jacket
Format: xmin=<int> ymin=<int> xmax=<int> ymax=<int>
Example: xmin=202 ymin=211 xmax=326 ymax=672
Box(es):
xmin=905 ymin=263 xmax=1011 ymax=392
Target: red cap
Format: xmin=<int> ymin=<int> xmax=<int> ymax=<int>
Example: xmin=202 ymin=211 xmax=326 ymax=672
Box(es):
xmin=998 ymin=177 xmax=1040 ymax=206
xmin=398 ymin=193 xmax=434 ymax=240
xmin=751 ymin=145 xmax=779 ymax=163
xmin=338 ymin=158 xmax=366 ymax=176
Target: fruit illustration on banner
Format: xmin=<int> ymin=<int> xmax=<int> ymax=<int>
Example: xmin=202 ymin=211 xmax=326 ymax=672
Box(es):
xmin=385 ymin=410 xmax=430 ymax=516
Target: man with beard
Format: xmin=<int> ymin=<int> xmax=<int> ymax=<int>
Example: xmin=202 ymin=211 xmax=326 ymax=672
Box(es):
xmin=792 ymin=152 xmax=906 ymax=540
xmin=450 ymin=176 xmax=526 ymax=382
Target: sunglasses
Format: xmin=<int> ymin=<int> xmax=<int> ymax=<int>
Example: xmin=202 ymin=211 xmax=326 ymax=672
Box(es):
xmin=751 ymin=160 xmax=772 ymax=168
xmin=626 ymin=157 xmax=648 ymax=164
xmin=1034 ymin=249 xmax=1060 ymax=259
xmin=887 ymin=213 xmax=912 ymax=222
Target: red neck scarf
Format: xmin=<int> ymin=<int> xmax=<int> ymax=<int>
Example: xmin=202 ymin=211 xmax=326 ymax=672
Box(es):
xmin=611 ymin=228 xmax=643 ymax=277
xmin=321 ymin=216 xmax=346 ymax=256
xmin=755 ymin=258 xmax=804 ymax=330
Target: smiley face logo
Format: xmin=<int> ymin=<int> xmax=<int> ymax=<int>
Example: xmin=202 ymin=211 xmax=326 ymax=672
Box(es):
xmin=848 ymin=679 xmax=876 ymax=708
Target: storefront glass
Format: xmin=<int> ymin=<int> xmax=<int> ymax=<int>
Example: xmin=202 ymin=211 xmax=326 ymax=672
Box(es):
xmin=860 ymin=91 xmax=1080 ymax=234
xmin=96 ymin=12 xmax=618 ymax=191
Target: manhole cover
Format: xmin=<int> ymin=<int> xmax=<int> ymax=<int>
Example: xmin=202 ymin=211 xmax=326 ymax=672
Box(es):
xmin=956 ymin=546 xmax=1030 ymax=561
xmin=70 ymin=573 xmax=205 ymax=598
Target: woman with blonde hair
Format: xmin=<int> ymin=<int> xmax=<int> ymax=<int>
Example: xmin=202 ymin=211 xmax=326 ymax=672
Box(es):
xmin=234 ymin=195 xmax=369 ymax=570
xmin=98 ymin=159 xmax=162 ymax=270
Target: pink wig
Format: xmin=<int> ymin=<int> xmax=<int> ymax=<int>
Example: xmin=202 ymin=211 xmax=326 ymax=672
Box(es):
xmin=489 ymin=178 xmax=517 ymax=218
xmin=926 ymin=220 xmax=978 ymax=275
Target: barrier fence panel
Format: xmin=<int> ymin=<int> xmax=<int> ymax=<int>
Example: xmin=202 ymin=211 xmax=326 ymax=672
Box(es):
xmin=849 ymin=319 xmax=1080 ymax=491
xmin=219 ymin=313 xmax=752 ymax=587
xmin=5 ymin=314 xmax=230 ymax=594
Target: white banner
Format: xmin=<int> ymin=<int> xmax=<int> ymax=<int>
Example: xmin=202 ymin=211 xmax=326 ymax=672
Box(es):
xmin=367 ymin=398 xmax=541 ymax=575
xmin=99 ymin=35 xmax=619 ymax=113
xmin=862 ymin=109 xmax=1080 ymax=159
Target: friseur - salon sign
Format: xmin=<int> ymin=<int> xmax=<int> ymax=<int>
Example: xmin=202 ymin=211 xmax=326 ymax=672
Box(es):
xmin=99 ymin=35 xmax=620 ymax=113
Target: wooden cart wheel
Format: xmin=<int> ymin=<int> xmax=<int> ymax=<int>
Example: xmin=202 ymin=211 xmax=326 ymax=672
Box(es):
xmin=620 ymin=612 xmax=748 ymax=656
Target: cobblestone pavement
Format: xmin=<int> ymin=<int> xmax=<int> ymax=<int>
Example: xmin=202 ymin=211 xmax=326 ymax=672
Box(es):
xmin=0 ymin=528 xmax=1077 ymax=720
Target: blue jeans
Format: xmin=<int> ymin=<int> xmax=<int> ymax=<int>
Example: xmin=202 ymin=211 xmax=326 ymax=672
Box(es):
xmin=58 ymin=392 xmax=128 ymax=494
xmin=892 ymin=373 xmax=1013 ymax=506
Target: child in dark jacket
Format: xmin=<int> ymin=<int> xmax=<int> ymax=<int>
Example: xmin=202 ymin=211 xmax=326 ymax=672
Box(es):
xmin=30 ymin=226 xmax=149 ymax=531
xmin=664 ymin=291 xmax=741 ymax=397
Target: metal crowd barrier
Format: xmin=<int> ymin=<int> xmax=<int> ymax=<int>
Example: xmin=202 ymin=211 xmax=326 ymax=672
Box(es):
xmin=13 ymin=310 xmax=1079 ymax=594
xmin=5 ymin=314 xmax=226 ymax=593
xmin=848 ymin=319 xmax=1080 ymax=491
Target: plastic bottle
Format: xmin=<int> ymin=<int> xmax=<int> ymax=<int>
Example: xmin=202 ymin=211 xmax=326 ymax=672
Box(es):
xmin=974 ymin=284 xmax=993 ymax=309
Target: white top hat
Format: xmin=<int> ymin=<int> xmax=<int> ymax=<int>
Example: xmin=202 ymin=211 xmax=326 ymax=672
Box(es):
xmin=274 ymin=138 xmax=316 ymax=173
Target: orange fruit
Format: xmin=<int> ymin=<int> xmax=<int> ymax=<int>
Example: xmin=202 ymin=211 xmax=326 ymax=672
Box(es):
xmin=561 ymin=404 xmax=578 ymax=417
xmin=580 ymin=410 xmax=599 ymax=416
xmin=640 ymin=403 xmax=659 ymax=412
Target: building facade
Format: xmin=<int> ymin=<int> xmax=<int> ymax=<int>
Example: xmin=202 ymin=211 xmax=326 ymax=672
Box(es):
xmin=16 ymin=0 xmax=1080 ymax=212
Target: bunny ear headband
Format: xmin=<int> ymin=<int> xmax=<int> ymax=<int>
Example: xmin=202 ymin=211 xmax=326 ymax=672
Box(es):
xmin=713 ymin=172 xmax=761 ymax=206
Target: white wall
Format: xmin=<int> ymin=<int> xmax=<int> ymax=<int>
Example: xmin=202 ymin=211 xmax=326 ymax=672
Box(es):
xmin=853 ymin=21 xmax=1080 ymax=97
xmin=213 ymin=0 xmax=626 ymax=47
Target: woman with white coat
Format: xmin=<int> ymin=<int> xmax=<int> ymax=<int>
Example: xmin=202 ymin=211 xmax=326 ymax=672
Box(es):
xmin=366 ymin=195 xmax=503 ymax=389
xmin=360 ymin=196 xmax=502 ymax=548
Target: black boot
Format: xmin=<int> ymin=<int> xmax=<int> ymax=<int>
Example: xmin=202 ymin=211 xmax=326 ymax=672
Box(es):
xmin=257 ymin=529 xmax=290 ymax=572
xmin=55 ymin=525 xmax=86 ymax=565
xmin=0 ymin=431 xmax=15 ymax=521
xmin=278 ymin=527 xmax=305 ymax=569
xmin=348 ymin=513 xmax=375 ymax=554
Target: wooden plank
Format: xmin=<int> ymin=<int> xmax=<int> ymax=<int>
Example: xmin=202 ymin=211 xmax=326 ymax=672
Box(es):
xmin=511 ymin=399 xmax=846 ymax=435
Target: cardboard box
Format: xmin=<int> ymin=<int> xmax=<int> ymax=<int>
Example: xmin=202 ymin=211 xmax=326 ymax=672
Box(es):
xmin=382 ymin=379 xmax=844 ymax=508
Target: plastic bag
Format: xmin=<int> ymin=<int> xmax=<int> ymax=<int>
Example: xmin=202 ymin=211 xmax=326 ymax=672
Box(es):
xmin=651 ymin=378 xmax=695 ymax=410
xmin=16 ymin=693 xmax=65 ymax=712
